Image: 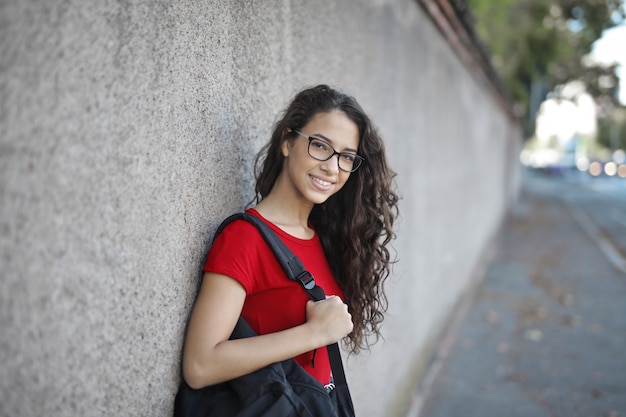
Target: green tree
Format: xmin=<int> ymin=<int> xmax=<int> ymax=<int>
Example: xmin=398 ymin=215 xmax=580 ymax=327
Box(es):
xmin=469 ymin=0 xmax=624 ymax=128
xmin=597 ymin=107 xmax=626 ymax=149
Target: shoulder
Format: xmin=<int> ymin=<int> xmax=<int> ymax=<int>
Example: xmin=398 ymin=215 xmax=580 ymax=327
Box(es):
xmin=204 ymin=214 xmax=274 ymax=292
xmin=212 ymin=216 xmax=265 ymax=250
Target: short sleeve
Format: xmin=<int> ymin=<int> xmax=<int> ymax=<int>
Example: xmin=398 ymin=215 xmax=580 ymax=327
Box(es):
xmin=202 ymin=220 xmax=264 ymax=294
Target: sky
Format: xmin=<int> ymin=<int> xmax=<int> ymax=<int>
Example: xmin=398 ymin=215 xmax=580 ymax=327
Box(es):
xmin=591 ymin=23 xmax=626 ymax=104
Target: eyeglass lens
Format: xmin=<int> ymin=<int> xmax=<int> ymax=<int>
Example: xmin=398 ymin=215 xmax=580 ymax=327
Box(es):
xmin=308 ymin=138 xmax=362 ymax=172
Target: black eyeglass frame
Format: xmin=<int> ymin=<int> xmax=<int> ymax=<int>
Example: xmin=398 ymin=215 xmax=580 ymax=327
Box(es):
xmin=293 ymin=130 xmax=365 ymax=173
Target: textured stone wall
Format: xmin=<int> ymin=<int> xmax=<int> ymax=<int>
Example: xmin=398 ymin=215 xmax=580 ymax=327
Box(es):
xmin=0 ymin=1 xmax=521 ymax=416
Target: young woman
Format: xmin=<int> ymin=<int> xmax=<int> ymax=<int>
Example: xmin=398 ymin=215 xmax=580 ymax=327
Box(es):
xmin=182 ymin=84 xmax=399 ymax=391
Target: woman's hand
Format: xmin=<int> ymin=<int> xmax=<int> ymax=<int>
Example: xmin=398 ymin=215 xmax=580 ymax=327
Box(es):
xmin=305 ymin=296 xmax=353 ymax=346
xmin=183 ymin=273 xmax=346 ymax=389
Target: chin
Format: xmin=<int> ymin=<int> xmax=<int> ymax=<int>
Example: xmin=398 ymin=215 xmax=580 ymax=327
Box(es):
xmin=308 ymin=197 xmax=330 ymax=205
xmin=305 ymin=192 xmax=333 ymax=206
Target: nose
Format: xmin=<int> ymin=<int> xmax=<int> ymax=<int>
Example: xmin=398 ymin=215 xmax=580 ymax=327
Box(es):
xmin=320 ymin=153 xmax=340 ymax=174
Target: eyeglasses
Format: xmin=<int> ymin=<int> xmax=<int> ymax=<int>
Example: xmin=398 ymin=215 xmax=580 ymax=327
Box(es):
xmin=293 ymin=130 xmax=365 ymax=172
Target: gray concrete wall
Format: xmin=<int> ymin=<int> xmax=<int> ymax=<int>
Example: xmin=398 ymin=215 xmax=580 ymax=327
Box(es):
xmin=0 ymin=1 xmax=522 ymax=416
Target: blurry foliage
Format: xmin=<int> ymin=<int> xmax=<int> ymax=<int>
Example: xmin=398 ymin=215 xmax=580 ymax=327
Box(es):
xmin=597 ymin=107 xmax=626 ymax=149
xmin=468 ymin=0 xmax=625 ymax=119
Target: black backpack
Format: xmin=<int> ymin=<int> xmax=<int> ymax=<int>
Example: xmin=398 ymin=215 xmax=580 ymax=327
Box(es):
xmin=174 ymin=213 xmax=356 ymax=417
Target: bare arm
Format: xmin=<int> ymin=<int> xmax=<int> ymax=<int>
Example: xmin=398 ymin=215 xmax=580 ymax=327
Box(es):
xmin=182 ymin=272 xmax=353 ymax=389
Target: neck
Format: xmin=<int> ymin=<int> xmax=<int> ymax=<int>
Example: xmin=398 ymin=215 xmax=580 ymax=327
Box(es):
xmin=255 ymin=193 xmax=312 ymax=228
xmin=254 ymin=177 xmax=315 ymax=238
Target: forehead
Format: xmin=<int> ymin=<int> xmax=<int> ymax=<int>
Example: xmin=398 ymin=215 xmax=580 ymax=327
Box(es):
xmin=303 ymin=111 xmax=360 ymax=150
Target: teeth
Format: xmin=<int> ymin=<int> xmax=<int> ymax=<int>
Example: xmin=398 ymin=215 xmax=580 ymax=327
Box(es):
xmin=312 ymin=176 xmax=331 ymax=186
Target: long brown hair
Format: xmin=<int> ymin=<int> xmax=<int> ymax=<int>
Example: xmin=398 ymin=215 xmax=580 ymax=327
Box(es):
xmin=253 ymin=85 xmax=399 ymax=353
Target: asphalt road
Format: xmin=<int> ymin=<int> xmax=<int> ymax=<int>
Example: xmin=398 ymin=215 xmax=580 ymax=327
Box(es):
xmin=417 ymin=170 xmax=626 ymax=417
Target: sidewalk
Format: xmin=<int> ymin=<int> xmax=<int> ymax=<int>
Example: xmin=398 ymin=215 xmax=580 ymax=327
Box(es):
xmin=418 ymin=174 xmax=626 ymax=417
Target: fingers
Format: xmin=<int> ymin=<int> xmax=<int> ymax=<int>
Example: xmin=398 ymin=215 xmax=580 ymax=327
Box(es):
xmin=316 ymin=295 xmax=349 ymax=314
xmin=305 ymin=294 xmax=353 ymax=345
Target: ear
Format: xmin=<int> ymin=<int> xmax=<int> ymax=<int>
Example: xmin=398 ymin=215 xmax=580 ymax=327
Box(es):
xmin=281 ymin=129 xmax=292 ymax=158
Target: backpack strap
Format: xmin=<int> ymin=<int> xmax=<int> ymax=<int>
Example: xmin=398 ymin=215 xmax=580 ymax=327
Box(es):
xmin=214 ymin=212 xmax=350 ymax=389
xmin=216 ymin=213 xmax=326 ymax=301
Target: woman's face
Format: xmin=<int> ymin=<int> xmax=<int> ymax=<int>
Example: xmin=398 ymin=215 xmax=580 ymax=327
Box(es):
xmin=281 ymin=110 xmax=360 ymax=206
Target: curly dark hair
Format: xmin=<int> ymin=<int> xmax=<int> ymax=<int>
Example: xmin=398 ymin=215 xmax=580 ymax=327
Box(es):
xmin=252 ymin=85 xmax=399 ymax=353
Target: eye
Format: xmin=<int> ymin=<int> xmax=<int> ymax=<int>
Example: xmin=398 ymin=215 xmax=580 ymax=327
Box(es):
xmin=310 ymin=138 xmax=330 ymax=152
xmin=340 ymin=153 xmax=356 ymax=163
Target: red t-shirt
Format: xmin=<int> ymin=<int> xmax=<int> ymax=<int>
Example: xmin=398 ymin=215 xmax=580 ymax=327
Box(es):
xmin=202 ymin=209 xmax=344 ymax=385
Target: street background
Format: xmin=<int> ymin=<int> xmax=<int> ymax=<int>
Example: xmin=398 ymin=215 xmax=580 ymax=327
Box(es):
xmin=419 ymin=170 xmax=626 ymax=417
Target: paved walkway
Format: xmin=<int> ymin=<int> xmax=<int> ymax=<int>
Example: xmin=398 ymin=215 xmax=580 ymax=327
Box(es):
xmin=418 ymin=173 xmax=626 ymax=417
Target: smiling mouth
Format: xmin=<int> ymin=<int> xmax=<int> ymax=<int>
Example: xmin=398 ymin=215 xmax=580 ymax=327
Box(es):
xmin=311 ymin=176 xmax=332 ymax=187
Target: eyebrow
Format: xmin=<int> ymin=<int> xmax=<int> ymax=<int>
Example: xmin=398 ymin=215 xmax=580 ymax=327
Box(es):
xmin=312 ymin=133 xmax=358 ymax=153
